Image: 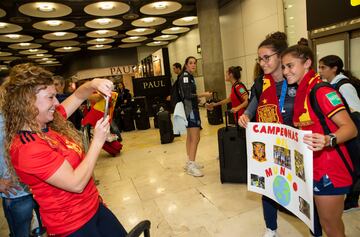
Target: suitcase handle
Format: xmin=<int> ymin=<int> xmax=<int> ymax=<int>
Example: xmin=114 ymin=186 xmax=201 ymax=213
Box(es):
xmin=224 ymin=110 xmax=239 ymax=131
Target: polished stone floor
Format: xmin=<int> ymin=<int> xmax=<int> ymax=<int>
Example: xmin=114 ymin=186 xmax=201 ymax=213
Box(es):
xmin=1 ymin=108 xmax=359 ymax=236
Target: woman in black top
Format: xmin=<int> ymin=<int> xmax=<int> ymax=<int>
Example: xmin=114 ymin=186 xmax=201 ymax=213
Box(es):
xmin=178 ymin=56 xmax=211 ymax=177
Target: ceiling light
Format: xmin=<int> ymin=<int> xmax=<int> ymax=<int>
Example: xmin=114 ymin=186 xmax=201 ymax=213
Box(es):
xmin=154 ymin=41 xmax=161 ymax=44
xmin=54 ymin=32 xmax=66 ymax=36
xmin=170 ymin=27 xmax=180 ymax=31
xmin=42 ymin=58 xmax=49 ymax=60
xmin=95 ymin=38 xmax=106 ymax=42
xmin=95 ymin=44 xmax=104 ymax=48
xmin=97 ymin=30 xmax=108 ymax=35
xmin=288 ymin=4 xmax=293 ymax=8
xmin=99 ymin=2 xmax=114 ymax=10
xmin=45 ymin=60 xmax=53 ymax=63
xmin=47 ymin=20 xmax=61 ymax=26
xmin=153 ymin=2 xmax=168 ymax=10
xmin=142 ymin=17 xmax=155 ymax=23
xmin=160 ymin=35 xmax=170 ymax=38
xmin=6 ymin=34 xmax=20 ymax=39
xmin=37 ymin=3 xmax=55 ymax=12
xmin=129 ymin=36 xmax=139 ymax=40
xmin=19 ymin=43 xmax=30 ymax=46
xmin=96 ymin=18 xmax=111 ymax=25
xmin=135 ymin=28 xmax=146 ymax=32
xmin=63 ymin=47 xmax=72 ymax=50
xmin=182 ymin=17 xmax=195 ymax=22
xmin=29 ymin=49 xmax=38 ymax=52
xmin=289 ymin=16 xmax=294 ymax=20
xmin=36 ymin=54 xmax=44 ymax=57
xmin=0 ymin=22 xmax=7 ymax=28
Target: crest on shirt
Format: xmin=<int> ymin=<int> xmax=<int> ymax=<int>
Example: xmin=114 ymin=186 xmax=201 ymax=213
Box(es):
xmin=65 ymin=140 xmax=82 ymax=157
xmin=325 ymin=92 xmax=341 ymax=106
xmin=183 ymin=77 xmax=188 ymax=83
xmin=257 ymin=105 xmax=280 ymax=123
xmin=287 ymin=86 xmax=297 ymax=97
xmin=239 ymin=87 xmax=246 ymax=94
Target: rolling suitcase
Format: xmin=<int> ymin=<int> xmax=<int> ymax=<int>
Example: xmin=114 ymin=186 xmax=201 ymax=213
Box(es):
xmin=134 ymin=106 xmax=150 ymax=130
xmin=217 ymin=111 xmax=247 ymax=183
xmin=158 ymin=109 xmax=174 ymax=144
xmin=121 ymin=107 xmax=135 ymax=132
xmin=207 ymin=92 xmax=223 ymax=125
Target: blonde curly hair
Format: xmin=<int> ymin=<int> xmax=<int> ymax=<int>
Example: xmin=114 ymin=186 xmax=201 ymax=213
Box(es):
xmin=1 ymin=63 xmax=84 ymax=178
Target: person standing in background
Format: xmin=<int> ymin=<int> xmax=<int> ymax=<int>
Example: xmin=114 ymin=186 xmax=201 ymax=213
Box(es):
xmin=206 ymin=66 xmax=248 ymax=119
xmin=318 ymin=55 xmax=360 ymax=212
xmin=172 ymin=62 xmax=182 ymax=85
xmin=178 ymin=56 xmax=211 ymax=177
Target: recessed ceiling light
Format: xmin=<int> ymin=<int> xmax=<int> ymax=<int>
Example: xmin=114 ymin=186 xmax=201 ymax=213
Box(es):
xmin=36 ymin=54 xmax=44 ymax=57
xmin=153 ymin=2 xmax=168 ymax=10
xmin=135 ymin=28 xmax=146 ymax=32
xmin=288 ymin=4 xmax=293 ymax=8
xmin=99 ymin=2 xmax=114 ymax=10
xmin=47 ymin=20 xmax=61 ymax=26
xmin=95 ymin=38 xmax=106 ymax=42
xmin=289 ymin=16 xmax=294 ymax=20
xmin=45 ymin=60 xmax=53 ymax=63
xmin=63 ymin=46 xmax=72 ymax=50
xmin=142 ymin=17 xmax=155 ymax=23
xmin=19 ymin=43 xmax=30 ymax=46
xmin=129 ymin=36 xmax=139 ymax=40
xmin=182 ymin=17 xmax=195 ymax=22
xmin=170 ymin=27 xmax=180 ymax=31
xmin=97 ymin=30 xmax=108 ymax=35
xmin=95 ymin=44 xmax=104 ymax=48
xmin=96 ymin=18 xmax=111 ymax=25
xmin=41 ymin=58 xmax=49 ymax=60
xmin=29 ymin=49 xmax=38 ymax=52
xmin=160 ymin=35 xmax=170 ymax=38
xmin=37 ymin=3 xmax=55 ymax=12
xmin=0 ymin=23 xmax=7 ymax=28
xmin=6 ymin=34 xmax=20 ymax=39
xmin=54 ymin=32 xmax=66 ymax=36
xmin=154 ymin=41 xmax=161 ymax=44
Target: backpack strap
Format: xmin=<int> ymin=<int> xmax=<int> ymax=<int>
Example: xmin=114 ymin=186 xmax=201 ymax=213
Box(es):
xmin=309 ymin=82 xmax=355 ymax=180
xmin=334 ymin=78 xmax=350 ymax=91
xmin=232 ymin=81 xmax=246 ymax=102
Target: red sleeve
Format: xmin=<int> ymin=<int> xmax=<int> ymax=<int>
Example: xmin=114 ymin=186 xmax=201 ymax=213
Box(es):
xmin=316 ymin=87 xmax=346 ymax=118
xmin=16 ymin=142 xmax=65 ymax=181
xmin=56 ymin=104 xmax=67 ymax=119
xmin=235 ymin=84 xmax=248 ymax=96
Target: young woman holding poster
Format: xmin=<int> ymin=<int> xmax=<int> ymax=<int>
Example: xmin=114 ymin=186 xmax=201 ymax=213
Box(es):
xmin=238 ymin=32 xmax=306 ymax=237
xmin=281 ymin=45 xmax=357 ymax=237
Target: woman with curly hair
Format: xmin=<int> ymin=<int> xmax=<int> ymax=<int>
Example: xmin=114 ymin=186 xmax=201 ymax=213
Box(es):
xmin=1 ymin=63 xmax=127 ymax=237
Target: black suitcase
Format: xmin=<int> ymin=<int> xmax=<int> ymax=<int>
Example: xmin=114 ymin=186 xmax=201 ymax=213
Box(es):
xmin=226 ymin=102 xmax=236 ymax=125
xmin=207 ymin=92 xmax=223 ymax=125
xmin=158 ymin=110 xmax=174 ymax=144
xmin=134 ymin=106 xmax=150 ymax=130
xmin=121 ymin=107 xmax=135 ymax=132
xmin=218 ymin=111 xmax=247 ymax=183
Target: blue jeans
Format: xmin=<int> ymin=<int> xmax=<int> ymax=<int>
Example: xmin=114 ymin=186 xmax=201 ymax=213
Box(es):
xmin=2 ymin=194 xmax=34 ymax=237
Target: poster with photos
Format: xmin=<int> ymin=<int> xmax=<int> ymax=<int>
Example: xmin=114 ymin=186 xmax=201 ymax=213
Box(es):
xmin=246 ymin=122 xmax=314 ymax=231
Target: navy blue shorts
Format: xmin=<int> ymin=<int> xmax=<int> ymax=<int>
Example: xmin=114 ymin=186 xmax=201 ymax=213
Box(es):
xmin=313 ymin=175 xmax=351 ymax=195
xmin=186 ymin=110 xmax=201 ymax=128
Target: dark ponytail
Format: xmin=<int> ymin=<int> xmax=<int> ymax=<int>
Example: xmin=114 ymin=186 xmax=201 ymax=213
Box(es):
xmin=258 ymin=31 xmax=288 ymax=54
xmin=228 ymin=66 xmax=242 ymax=81
xmin=319 ymin=55 xmax=344 ymax=75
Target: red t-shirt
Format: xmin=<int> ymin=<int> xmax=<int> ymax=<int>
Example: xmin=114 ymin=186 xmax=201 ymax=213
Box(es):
xmin=230 ymin=83 xmax=247 ymax=118
xmin=302 ymin=86 xmax=353 ymax=187
xmin=10 ymin=105 xmax=99 ymax=236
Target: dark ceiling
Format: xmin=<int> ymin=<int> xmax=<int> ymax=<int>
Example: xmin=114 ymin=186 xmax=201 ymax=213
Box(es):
xmin=0 ymin=0 xmax=197 ymax=68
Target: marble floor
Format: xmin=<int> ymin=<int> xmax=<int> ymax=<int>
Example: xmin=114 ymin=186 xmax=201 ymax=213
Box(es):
xmin=1 ymin=108 xmax=360 ymax=236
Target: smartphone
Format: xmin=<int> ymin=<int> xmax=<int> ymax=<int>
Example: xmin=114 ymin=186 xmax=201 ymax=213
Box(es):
xmin=103 ymin=96 xmax=109 ymax=120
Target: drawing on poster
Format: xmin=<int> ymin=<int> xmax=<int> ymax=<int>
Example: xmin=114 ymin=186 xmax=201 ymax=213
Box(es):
xmin=251 ymin=174 xmax=265 ymax=189
xmin=295 ymin=150 xmax=306 ymax=182
xmin=299 ymin=196 xmax=310 ymax=219
xmin=273 ymin=145 xmax=291 ymax=169
xmin=273 ymin=175 xmax=291 ymax=206
xmin=252 ymin=142 xmax=266 ymax=162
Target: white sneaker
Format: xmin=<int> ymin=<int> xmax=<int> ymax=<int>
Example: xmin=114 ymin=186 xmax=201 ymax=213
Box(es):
xmin=186 ymin=162 xmax=204 ymax=177
xmin=183 ymin=161 xmax=204 ymax=170
xmin=263 ymin=228 xmax=279 ymax=237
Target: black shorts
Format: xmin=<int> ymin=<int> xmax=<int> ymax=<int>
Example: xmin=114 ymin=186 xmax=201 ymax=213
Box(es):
xmin=186 ymin=110 xmax=201 ymax=128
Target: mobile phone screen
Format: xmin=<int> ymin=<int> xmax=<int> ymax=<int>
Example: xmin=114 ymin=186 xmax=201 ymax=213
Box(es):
xmin=103 ymin=96 xmax=109 ymax=119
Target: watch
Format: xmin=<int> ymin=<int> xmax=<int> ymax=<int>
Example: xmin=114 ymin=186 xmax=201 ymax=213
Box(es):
xmin=329 ymin=133 xmax=337 ymax=148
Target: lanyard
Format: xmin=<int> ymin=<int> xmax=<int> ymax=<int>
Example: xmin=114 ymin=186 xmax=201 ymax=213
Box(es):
xmin=279 ymin=80 xmax=287 ymax=113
